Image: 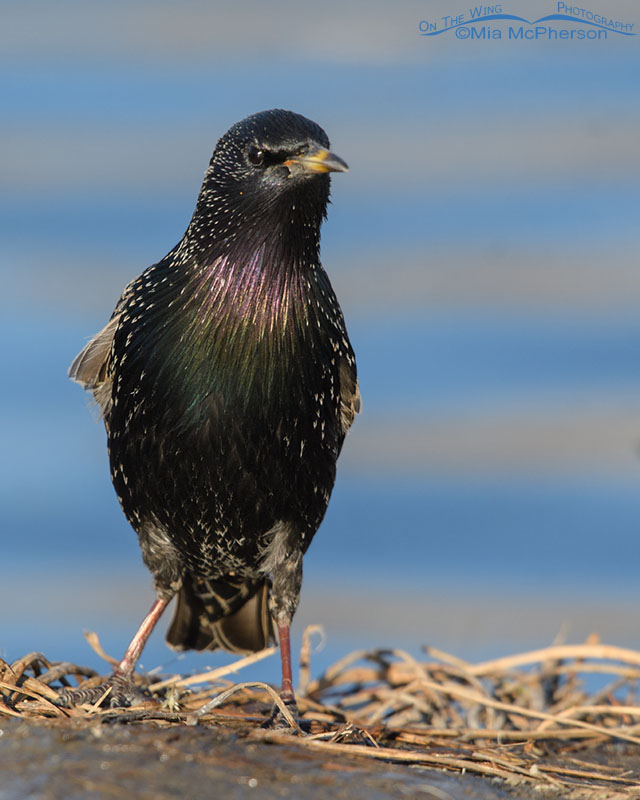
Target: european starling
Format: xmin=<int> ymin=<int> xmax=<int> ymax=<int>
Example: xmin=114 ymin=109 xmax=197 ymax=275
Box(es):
xmin=67 ymin=109 xmax=358 ymax=712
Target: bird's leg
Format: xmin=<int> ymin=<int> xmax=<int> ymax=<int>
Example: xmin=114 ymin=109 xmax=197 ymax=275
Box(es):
xmin=262 ymin=618 xmax=299 ymax=730
xmin=114 ymin=596 xmax=169 ymax=678
xmin=277 ymin=621 xmax=296 ymax=707
xmin=263 ymin=544 xmax=303 ymax=726
xmin=56 ymin=596 xmax=170 ymax=708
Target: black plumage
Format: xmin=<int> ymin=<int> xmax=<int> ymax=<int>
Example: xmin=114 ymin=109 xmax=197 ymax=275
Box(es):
xmin=68 ymin=109 xmax=358 ymax=709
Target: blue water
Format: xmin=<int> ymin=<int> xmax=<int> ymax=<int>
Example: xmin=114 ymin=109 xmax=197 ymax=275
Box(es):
xmin=4 ymin=54 xmax=636 ymax=121
xmin=2 ymin=3 xmax=640 ymax=677
xmin=351 ymin=312 xmax=640 ymax=411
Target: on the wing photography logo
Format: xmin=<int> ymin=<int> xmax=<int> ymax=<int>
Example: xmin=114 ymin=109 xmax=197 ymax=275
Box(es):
xmin=418 ymin=2 xmax=636 ymax=40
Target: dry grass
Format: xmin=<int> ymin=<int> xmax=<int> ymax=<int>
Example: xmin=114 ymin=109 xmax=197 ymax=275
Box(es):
xmin=3 ymin=629 xmax=640 ymax=798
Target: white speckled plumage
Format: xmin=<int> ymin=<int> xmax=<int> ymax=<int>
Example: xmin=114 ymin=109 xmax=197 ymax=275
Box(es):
xmin=68 ymin=110 xmax=358 ymax=709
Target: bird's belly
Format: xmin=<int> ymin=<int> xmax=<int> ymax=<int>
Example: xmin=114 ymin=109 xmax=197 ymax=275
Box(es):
xmin=110 ymin=393 xmax=340 ymax=579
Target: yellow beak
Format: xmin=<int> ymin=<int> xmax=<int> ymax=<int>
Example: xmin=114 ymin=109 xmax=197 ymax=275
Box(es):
xmin=285 ymin=144 xmax=349 ymax=175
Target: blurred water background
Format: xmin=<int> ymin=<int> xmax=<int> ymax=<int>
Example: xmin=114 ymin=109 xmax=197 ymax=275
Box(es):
xmin=2 ymin=1 xmax=640 ymax=685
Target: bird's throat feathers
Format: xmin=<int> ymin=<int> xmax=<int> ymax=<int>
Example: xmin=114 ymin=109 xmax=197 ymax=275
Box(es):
xmin=144 ymin=227 xmax=338 ymax=420
xmin=189 ymin=238 xmax=312 ymax=354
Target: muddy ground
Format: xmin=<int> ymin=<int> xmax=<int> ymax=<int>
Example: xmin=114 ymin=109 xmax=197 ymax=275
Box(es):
xmin=0 ymin=716 xmax=539 ymax=800
xmin=4 ymin=716 xmax=640 ymax=800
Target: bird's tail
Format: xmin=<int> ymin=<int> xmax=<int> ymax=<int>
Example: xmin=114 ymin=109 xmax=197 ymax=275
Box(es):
xmin=166 ymin=574 xmax=275 ymax=654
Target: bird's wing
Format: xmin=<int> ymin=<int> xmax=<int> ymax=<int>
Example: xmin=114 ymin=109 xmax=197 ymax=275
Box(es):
xmin=68 ymin=313 xmax=120 ymax=422
xmin=339 ymin=358 xmax=361 ymax=434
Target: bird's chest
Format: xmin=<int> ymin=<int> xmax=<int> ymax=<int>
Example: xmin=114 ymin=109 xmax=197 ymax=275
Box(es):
xmin=114 ymin=281 xmax=344 ymax=461
xmin=113 ymin=307 xmax=339 ymax=560
xmin=196 ymin=315 xmax=343 ymax=459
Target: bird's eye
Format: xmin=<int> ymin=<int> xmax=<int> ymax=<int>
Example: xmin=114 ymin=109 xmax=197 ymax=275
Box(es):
xmin=247 ymin=145 xmax=264 ymax=166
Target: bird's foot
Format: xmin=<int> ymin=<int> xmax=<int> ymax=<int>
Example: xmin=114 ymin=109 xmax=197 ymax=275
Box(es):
xmin=263 ymin=691 xmax=300 ymax=731
xmin=55 ymin=673 xmax=147 ymax=709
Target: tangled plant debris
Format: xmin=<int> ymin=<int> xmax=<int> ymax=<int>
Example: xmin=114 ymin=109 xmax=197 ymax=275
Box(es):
xmin=3 ymin=628 xmax=640 ymax=798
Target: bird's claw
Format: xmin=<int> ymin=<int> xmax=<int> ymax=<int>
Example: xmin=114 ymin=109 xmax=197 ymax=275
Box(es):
xmin=263 ymin=693 xmax=300 ymax=730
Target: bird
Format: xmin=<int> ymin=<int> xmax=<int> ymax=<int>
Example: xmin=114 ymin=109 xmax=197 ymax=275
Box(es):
xmin=65 ymin=109 xmax=359 ymax=714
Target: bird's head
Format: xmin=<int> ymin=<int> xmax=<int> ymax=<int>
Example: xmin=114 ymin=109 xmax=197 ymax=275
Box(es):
xmin=192 ymin=109 xmax=348 ymax=254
